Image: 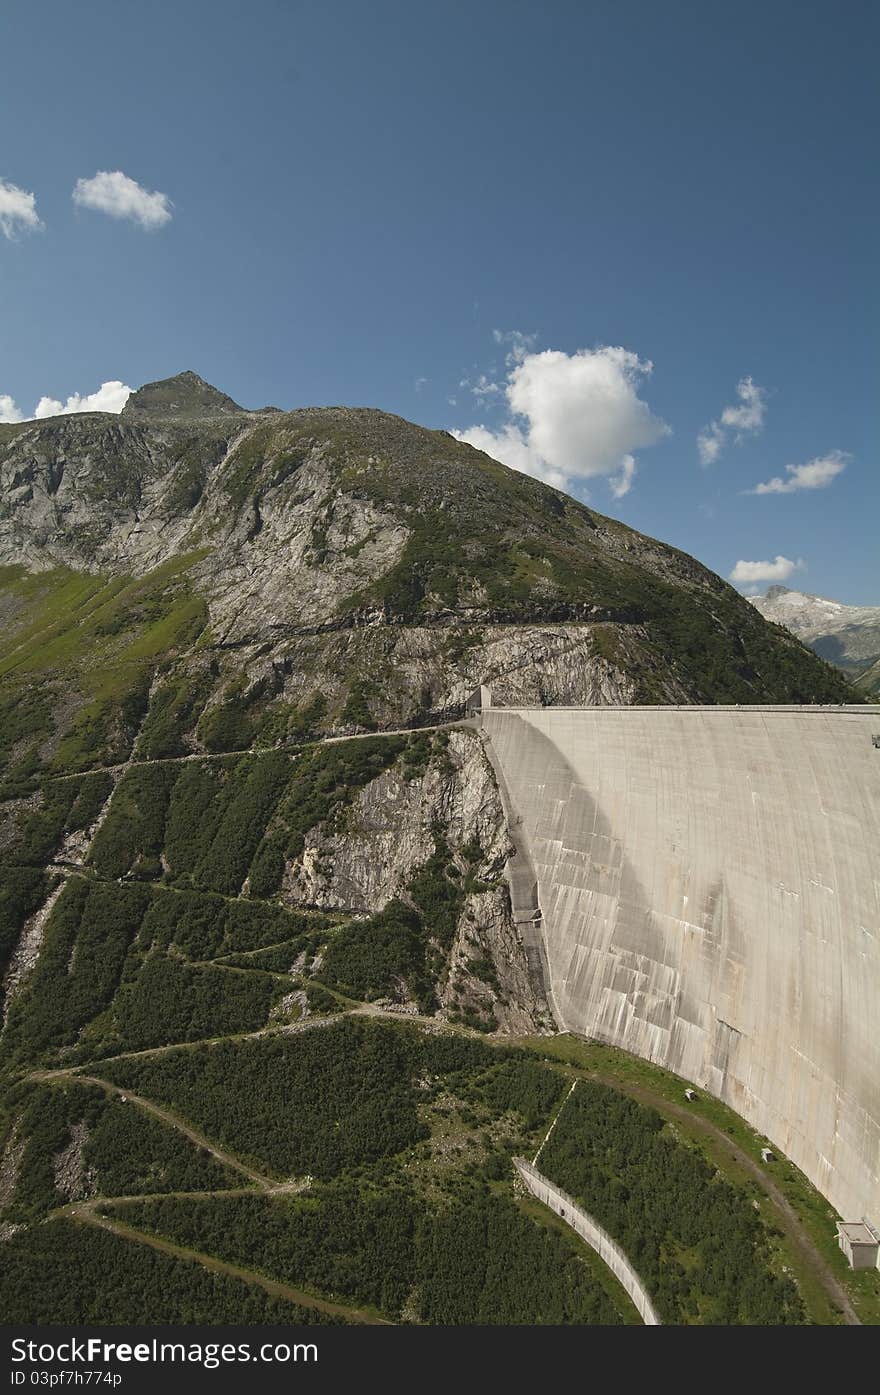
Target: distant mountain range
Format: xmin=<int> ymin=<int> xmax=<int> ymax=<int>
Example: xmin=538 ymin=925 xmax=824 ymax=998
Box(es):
xmin=750 ymin=585 xmax=880 ymax=693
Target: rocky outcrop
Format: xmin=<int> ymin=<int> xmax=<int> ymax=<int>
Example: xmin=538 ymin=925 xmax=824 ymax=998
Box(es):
xmin=284 ymin=730 xmax=509 ymax=911
xmin=2 ymin=878 xmax=65 ymax=1024
xmin=52 ymin=1122 xmax=94 ymax=1203
xmin=282 ymin=729 xmax=550 ymax=1032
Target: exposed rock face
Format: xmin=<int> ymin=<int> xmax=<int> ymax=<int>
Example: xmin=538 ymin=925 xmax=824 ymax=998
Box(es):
xmin=283 ymin=729 xmax=550 ymax=1032
xmin=750 ymin=584 xmax=880 ymax=676
xmin=285 ymin=730 xmax=509 ymax=911
xmin=52 ymin=1122 xmax=94 ymax=1202
xmin=2 ymin=878 xmax=66 ymax=1023
xmin=0 ymin=1125 xmax=25 ymax=1242
xmin=439 ymin=885 xmax=551 ymax=1034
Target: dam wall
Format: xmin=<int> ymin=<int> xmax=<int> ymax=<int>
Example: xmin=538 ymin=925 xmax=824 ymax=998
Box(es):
xmin=483 ymin=706 xmax=880 ymax=1226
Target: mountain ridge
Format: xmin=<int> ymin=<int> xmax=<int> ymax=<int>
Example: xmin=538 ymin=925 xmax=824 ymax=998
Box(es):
xmin=750 ymin=584 xmax=880 ymax=681
xmin=0 ymin=374 xmax=859 ymax=790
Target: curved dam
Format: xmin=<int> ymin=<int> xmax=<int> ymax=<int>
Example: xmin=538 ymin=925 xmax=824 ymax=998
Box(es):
xmin=482 ymin=705 xmax=880 ymax=1227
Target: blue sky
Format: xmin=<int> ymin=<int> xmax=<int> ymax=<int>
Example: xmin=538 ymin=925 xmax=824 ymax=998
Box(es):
xmin=1 ymin=0 xmax=876 ymax=602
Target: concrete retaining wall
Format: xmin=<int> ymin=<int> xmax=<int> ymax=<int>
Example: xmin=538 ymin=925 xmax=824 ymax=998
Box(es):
xmin=514 ymin=1158 xmax=661 ymax=1324
xmin=485 ymin=706 xmax=880 ymax=1226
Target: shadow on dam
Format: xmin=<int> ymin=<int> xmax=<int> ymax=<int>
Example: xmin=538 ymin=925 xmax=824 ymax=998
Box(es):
xmin=481 ymin=705 xmax=880 ymax=1230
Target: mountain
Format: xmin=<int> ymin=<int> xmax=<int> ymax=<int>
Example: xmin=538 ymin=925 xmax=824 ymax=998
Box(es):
xmin=854 ymin=655 xmax=880 ymax=696
xmin=0 ymin=374 xmax=863 ymax=1325
xmin=750 ymin=584 xmax=880 ymax=679
xmin=0 ymin=374 xmax=856 ymax=787
xmin=121 ymin=369 xmax=246 ymax=419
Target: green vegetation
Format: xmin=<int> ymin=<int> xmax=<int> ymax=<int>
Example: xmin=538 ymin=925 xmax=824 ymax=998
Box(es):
xmin=416 ymin=1189 xmax=622 ymax=1324
xmin=99 ymin=1019 xmax=429 ymax=1180
xmin=1 ymin=394 xmax=863 ymax=1330
xmin=109 ymin=954 xmax=280 ymax=1052
xmin=5 ymin=1081 xmax=238 ymax=1222
xmin=134 ymin=673 xmax=212 ymax=759
xmin=517 ymin=1032 xmax=880 ymax=1325
xmin=320 ymin=901 xmax=428 ymax=1004
xmin=0 ymin=864 xmax=53 ymax=977
xmin=112 ymin=1181 xmax=419 ymax=1317
xmin=114 ymin=1178 xmax=623 ymax=1324
xmin=0 ymin=1220 xmax=339 ymax=1324
xmin=246 ymin=736 xmax=408 ymax=896
xmin=0 ymin=687 xmax=56 ymax=797
xmin=86 ymin=737 xmax=419 ymax=902
xmin=540 ymin=1079 xmax=806 ymax=1324
xmin=3 ymin=878 xmax=149 ymax=1060
xmin=317 ymin=828 xmax=476 ymax=1009
xmin=88 ymin=764 xmax=178 ymax=880
xmin=0 ymin=559 xmax=210 ymax=780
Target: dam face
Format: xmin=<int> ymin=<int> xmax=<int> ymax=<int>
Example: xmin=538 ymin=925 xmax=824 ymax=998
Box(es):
xmin=482 ymin=705 xmax=880 ymax=1227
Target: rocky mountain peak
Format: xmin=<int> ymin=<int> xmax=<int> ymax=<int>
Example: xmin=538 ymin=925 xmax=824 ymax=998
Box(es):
xmin=121 ymin=370 xmax=244 ymax=419
xmin=751 ymin=584 xmax=880 ymax=680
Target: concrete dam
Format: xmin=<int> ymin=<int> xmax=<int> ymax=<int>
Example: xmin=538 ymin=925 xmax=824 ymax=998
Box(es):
xmin=481 ymin=704 xmax=880 ymax=1229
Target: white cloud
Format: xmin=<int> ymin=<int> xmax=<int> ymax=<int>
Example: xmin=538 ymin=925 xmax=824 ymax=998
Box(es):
xmin=35 ymin=381 xmax=132 ymax=418
xmin=729 ymin=555 xmax=804 ymax=584
xmin=749 ymin=450 xmax=848 ymax=495
xmin=0 ymin=380 xmax=132 ymax=422
xmin=0 ymin=178 xmax=43 ymax=239
xmin=492 ymin=328 xmax=537 ymax=365
xmin=698 ymin=375 xmax=767 ymax=465
xmin=697 ymin=422 xmax=724 ymax=466
xmin=609 ymin=455 xmax=637 ymax=499
xmin=720 ymin=376 xmax=767 ymax=433
xmin=470 ymin=373 xmax=502 ymax=399
xmin=453 ymin=345 xmax=670 ymax=498
xmin=72 ymin=171 xmax=172 ymax=229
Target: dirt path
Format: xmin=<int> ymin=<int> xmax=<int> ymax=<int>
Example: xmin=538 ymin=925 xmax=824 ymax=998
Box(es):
xmin=30 ymin=1070 xmax=278 ymax=1191
xmin=46 ymin=720 xmax=462 ymax=782
xmin=61 ymin=1201 xmax=388 ymax=1325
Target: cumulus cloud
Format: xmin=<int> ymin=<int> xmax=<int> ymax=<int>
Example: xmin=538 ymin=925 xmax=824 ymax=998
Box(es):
xmin=453 ymin=345 xmax=670 ymax=498
xmin=729 ymin=555 xmax=804 ymax=585
xmin=698 ymin=375 xmax=767 ymax=465
xmin=748 ymin=450 xmax=848 ymax=495
xmin=0 ymin=380 xmax=132 ymax=422
xmin=0 ymin=178 xmax=43 ymax=239
xmin=73 ymin=171 xmax=172 ymax=229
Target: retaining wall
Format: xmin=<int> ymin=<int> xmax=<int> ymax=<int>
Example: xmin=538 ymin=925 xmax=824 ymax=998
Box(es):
xmin=514 ymin=1158 xmax=661 ymax=1324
